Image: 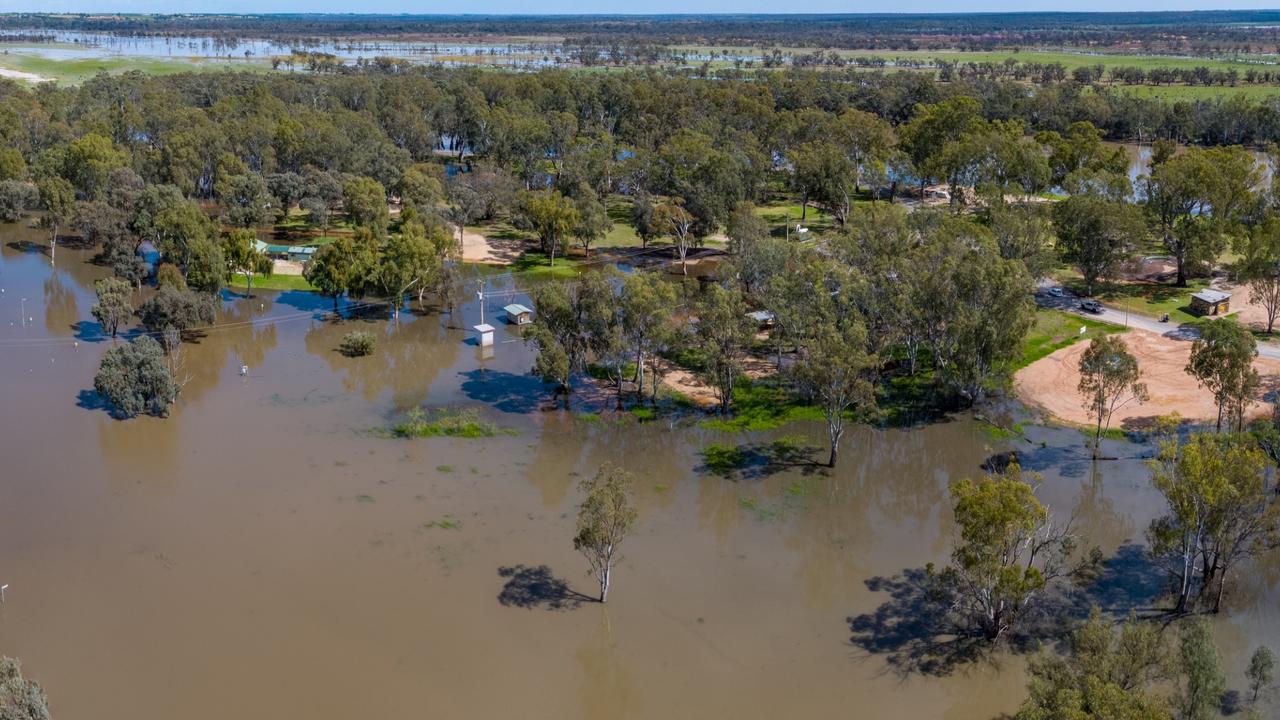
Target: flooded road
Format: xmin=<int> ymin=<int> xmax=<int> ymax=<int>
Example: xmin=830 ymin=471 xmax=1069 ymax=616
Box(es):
xmin=0 ymin=221 xmax=1277 ymax=719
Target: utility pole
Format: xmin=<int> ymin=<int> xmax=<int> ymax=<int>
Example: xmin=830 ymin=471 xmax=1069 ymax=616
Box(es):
xmin=476 ymin=279 xmax=485 ymax=326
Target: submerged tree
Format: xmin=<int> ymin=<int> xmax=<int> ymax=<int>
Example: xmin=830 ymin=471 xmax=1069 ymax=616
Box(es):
xmin=933 ymin=463 xmax=1083 ymax=642
xmin=36 ymin=175 xmax=74 ymax=263
xmin=0 ymin=656 xmax=50 ymax=720
xmin=1077 ymin=335 xmax=1147 ymax=458
xmin=787 ymin=261 xmax=877 ymax=467
xmin=573 ymin=464 xmax=638 ymax=604
xmin=138 ymin=285 xmax=218 ymax=352
xmin=792 ymin=322 xmax=876 ymax=467
xmin=1147 ymin=432 xmax=1277 ymax=614
xmin=1178 ymin=617 xmax=1225 ymax=720
xmin=90 ymin=276 xmax=133 ymax=339
xmin=93 ymin=335 xmax=178 ymax=418
xmin=304 ymin=234 xmax=376 ymax=311
xmin=526 ymin=273 xmax=614 ymax=408
xmin=1017 ymin=608 xmax=1171 ymax=720
xmin=1248 ymin=646 xmax=1275 ymax=703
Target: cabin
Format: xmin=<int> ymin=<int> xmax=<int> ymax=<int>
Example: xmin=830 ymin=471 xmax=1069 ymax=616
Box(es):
xmin=504 ymin=303 xmax=533 ymax=325
xmin=253 ymin=240 xmax=317 ymax=263
xmin=1190 ymin=289 xmax=1231 ymax=316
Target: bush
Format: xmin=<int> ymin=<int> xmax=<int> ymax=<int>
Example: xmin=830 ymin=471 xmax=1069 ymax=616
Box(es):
xmin=390 ymin=407 xmax=500 ymax=438
xmin=339 ymin=331 xmax=376 ymax=357
xmin=93 ymin=336 xmax=177 ymax=418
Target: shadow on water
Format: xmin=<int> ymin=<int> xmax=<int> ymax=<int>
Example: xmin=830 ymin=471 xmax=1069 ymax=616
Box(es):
xmin=459 ymin=369 xmax=545 ymax=414
xmin=6 ymin=240 xmax=46 ymax=256
xmin=1085 ymin=543 xmax=1165 ymax=614
xmin=71 ymin=319 xmax=107 ymax=343
xmin=268 ymin=288 xmax=347 ymax=314
xmin=496 ymin=564 xmax=593 ymax=611
xmin=695 ymin=439 xmax=828 ymax=480
xmin=1008 ymin=443 xmax=1097 ymax=479
xmin=849 ymin=547 xmax=1166 ymax=678
xmin=75 ymin=388 xmax=114 ymax=415
xmin=845 ymin=568 xmax=987 ymax=678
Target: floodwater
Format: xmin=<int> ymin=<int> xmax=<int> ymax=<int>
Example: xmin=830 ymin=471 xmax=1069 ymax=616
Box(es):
xmin=0 ymin=31 xmax=562 ymax=68
xmin=0 ymin=220 xmax=1278 ymax=719
xmin=1110 ymin=141 xmax=1276 ymax=197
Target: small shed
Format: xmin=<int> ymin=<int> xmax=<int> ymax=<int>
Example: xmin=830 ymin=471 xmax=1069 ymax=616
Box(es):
xmin=474 ymin=323 xmax=495 ymax=347
xmin=504 ymin=303 xmax=533 ymax=325
xmin=1190 ymin=289 xmax=1231 ymax=316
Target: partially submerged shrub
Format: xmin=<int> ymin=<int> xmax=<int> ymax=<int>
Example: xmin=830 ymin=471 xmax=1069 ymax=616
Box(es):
xmin=340 ymin=331 xmax=376 ymax=357
xmin=93 ymin=335 xmax=177 ymax=418
xmin=390 ymin=407 xmax=502 ymax=438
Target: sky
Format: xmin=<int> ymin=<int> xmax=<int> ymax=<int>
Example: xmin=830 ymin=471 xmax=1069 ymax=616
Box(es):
xmin=5 ymin=2 xmax=1280 ymax=14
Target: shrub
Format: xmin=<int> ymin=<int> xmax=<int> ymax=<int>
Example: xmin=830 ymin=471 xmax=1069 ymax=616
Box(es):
xmin=390 ymin=407 xmax=500 ymax=438
xmin=339 ymin=331 xmax=376 ymax=357
xmin=93 ymin=335 xmax=177 ymax=418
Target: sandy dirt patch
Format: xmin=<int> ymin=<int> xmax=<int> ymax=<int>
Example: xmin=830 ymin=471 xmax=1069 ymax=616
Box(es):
xmin=0 ymin=67 xmax=48 ymax=83
xmin=1015 ymin=331 xmax=1280 ymax=427
xmin=271 ymin=259 xmax=305 ymax=276
xmin=1123 ymin=256 xmax=1177 ymax=282
xmin=461 ymin=229 xmax=526 ymax=265
xmin=658 ymin=354 xmax=778 ymax=408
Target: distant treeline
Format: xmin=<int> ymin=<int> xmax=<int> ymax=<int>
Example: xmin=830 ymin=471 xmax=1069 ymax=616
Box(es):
xmin=1 ymin=64 xmax=1277 ymax=179
xmin=5 ymin=12 xmax=1280 ymax=54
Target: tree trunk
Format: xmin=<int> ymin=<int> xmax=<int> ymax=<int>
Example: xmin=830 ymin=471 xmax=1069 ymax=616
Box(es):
xmin=1093 ymin=412 xmax=1105 ymax=459
xmin=828 ymin=421 xmax=843 ymax=468
xmin=599 ymin=564 xmax=610 ymax=603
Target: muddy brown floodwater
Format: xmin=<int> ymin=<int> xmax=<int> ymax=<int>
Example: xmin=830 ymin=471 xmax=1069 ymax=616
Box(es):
xmin=0 ymin=221 xmax=1277 ymax=719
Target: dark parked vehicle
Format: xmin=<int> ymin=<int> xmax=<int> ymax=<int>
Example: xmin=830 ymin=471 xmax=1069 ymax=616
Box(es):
xmin=1079 ymin=299 xmax=1104 ymax=314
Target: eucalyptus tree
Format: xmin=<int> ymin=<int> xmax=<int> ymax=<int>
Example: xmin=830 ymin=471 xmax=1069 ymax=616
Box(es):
xmin=573 ymin=464 xmax=638 ymax=604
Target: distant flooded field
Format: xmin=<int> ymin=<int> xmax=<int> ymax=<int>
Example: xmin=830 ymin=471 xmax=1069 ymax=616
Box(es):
xmin=0 ymin=220 xmax=1277 ymax=718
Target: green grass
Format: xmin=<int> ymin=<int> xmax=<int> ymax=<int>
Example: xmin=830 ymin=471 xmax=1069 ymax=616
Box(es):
xmin=1018 ymin=309 xmax=1126 ymax=368
xmin=228 ymin=272 xmax=314 ymax=292
xmin=701 ymin=443 xmax=748 ymax=473
xmin=1113 ymin=84 xmax=1280 ymax=101
xmin=601 ymin=197 xmax=645 ymax=248
xmin=0 ymin=50 xmax=270 ymax=84
xmin=388 ymin=407 xmax=508 ymax=439
xmin=1064 ymin=277 xmax=1212 ymax=325
xmin=422 ymin=516 xmax=463 ymax=530
xmin=757 ymin=201 xmax=841 ymax=238
xmin=1080 ymin=426 xmax=1131 ymax=442
xmin=776 ymin=48 xmax=1280 ymax=74
xmin=509 ymin=251 xmax=585 ymax=278
xmin=700 ymin=377 xmax=824 ymax=432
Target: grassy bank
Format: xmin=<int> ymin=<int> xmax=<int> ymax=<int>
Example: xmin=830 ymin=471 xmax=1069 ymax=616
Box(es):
xmin=227 ymin=273 xmax=314 ymax=292
xmin=1018 ymin=309 xmax=1126 ymax=368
